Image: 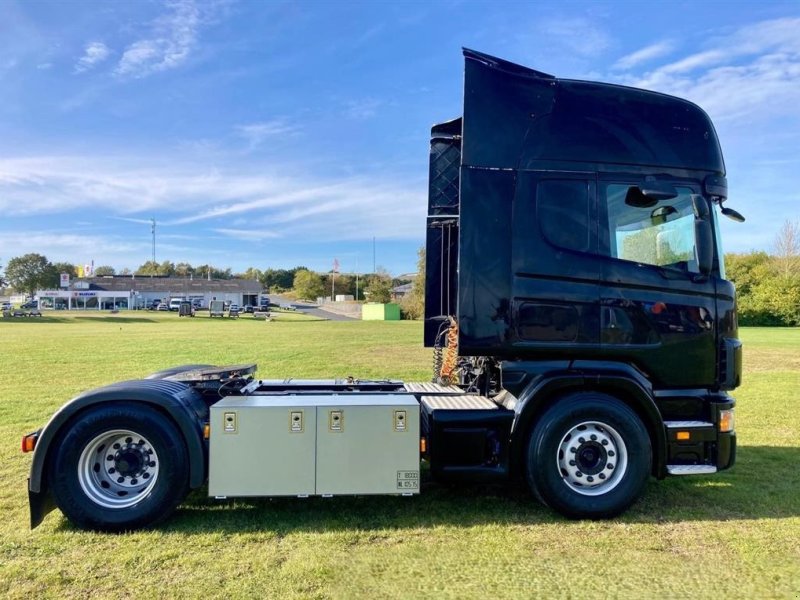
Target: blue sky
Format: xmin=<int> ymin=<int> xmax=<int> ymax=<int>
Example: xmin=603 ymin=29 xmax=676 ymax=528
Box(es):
xmin=0 ymin=0 xmax=798 ymax=276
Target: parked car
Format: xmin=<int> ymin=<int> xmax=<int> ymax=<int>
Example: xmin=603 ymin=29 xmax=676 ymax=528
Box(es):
xmin=229 ymin=303 xmax=240 ymax=313
xmin=1 ymin=301 xmax=13 ymax=310
xmin=156 ymin=303 xmax=169 ymax=312
xmin=21 ymin=301 xmax=38 ymax=309
xmin=243 ymin=304 xmax=254 ymax=313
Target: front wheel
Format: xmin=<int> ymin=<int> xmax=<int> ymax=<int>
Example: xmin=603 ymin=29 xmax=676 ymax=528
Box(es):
xmin=526 ymin=392 xmax=651 ymax=519
xmin=47 ymin=403 xmax=189 ymax=531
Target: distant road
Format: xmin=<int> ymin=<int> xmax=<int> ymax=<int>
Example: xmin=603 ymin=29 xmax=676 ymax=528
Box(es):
xmin=270 ymin=295 xmax=357 ymax=322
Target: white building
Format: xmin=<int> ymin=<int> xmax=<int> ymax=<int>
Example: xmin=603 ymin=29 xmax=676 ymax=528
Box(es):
xmin=37 ymin=276 xmax=264 ymax=310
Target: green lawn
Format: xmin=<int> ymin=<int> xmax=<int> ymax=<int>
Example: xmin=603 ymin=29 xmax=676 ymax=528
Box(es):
xmin=0 ymin=316 xmax=798 ymax=598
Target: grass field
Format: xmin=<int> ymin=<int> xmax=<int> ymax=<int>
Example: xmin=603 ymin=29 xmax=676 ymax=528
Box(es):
xmin=0 ymin=314 xmax=798 ymax=598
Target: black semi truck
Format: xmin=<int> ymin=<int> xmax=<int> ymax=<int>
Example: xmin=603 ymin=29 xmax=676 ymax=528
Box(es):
xmin=23 ymin=49 xmax=742 ymax=531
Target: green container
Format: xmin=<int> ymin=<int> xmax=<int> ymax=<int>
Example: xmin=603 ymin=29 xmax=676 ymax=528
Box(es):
xmin=362 ymin=303 xmax=401 ymax=321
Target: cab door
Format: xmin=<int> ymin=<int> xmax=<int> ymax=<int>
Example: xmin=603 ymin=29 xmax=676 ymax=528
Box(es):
xmin=596 ymin=177 xmax=717 ymax=387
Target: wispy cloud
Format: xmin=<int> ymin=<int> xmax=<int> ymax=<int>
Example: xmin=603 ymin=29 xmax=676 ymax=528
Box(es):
xmin=618 ymin=17 xmax=800 ymax=122
xmin=613 ymin=40 xmax=674 ymax=70
xmin=115 ymin=0 xmax=201 ymax=78
xmin=537 ymin=17 xmax=612 ymax=58
xmin=235 ymin=119 xmax=300 ymax=149
xmin=110 ymin=216 xmax=155 ymax=225
xmin=214 ymin=228 xmax=281 ymax=241
xmin=344 ymin=98 xmax=382 ymax=120
xmin=74 ymin=41 xmax=111 ymax=73
xmin=0 ymin=153 xmax=425 ymax=243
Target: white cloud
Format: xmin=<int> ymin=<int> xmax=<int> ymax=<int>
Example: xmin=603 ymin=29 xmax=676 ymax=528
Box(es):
xmin=235 ymin=120 xmax=300 ymax=149
xmin=0 ymin=153 xmax=426 ymax=243
xmin=214 ymin=228 xmax=281 ymax=241
xmin=537 ymin=17 xmax=612 ymax=58
xmin=115 ymin=0 xmax=200 ymax=78
xmin=344 ymin=98 xmax=382 ymax=120
xmin=74 ymin=42 xmax=111 ymax=73
xmin=618 ymin=17 xmax=800 ymax=122
xmin=613 ymin=41 xmax=674 ymax=70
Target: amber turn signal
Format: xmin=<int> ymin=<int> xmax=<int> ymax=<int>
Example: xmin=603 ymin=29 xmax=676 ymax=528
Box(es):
xmin=203 ymin=423 xmax=211 ymax=439
xmin=21 ymin=433 xmax=38 ymax=453
xmin=420 ymin=437 xmax=427 ymax=453
xmin=719 ymin=409 xmax=735 ymax=433
xmin=676 ymin=431 xmax=691 ymax=441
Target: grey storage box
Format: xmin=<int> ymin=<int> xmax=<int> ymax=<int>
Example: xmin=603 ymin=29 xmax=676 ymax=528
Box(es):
xmin=209 ymin=394 xmax=419 ymax=497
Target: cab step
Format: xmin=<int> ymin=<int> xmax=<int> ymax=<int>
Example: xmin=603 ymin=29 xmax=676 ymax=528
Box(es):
xmin=666 ymin=464 xmax=717 ymax=475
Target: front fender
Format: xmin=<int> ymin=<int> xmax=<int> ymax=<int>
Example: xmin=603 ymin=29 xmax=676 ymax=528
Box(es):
xmin=506 ymin=361 xmax=667 ymax=478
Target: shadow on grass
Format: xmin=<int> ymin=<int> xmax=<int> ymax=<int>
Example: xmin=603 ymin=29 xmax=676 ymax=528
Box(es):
xmin=1 ymin=316 xmax=160 ymax=324
xmin=50 ymin=445 xmax=800 ymax=534
xmin=71 ymin=317 xmax=159 ymax=324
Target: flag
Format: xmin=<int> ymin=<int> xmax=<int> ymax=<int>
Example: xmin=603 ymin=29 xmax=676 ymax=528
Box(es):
xmin=333 ymin=258 xmax=339 ymax=273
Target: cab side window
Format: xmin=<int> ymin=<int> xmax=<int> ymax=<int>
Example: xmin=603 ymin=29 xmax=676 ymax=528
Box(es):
xmin=601 ymin=184 xmax=699 ymax=273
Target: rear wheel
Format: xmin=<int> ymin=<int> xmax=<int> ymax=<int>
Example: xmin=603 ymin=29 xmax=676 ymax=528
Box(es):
xmin=48 ymin=403 xmax=189 ymax=531
xmin=526 ymin=392 xmax=651 ymax=519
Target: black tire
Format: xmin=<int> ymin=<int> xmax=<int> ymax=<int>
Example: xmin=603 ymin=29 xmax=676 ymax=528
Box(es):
xmin=47 ymin=403 xmax=189 ymax=532
xmin=526 ymin=392 xmax=651 ymax=519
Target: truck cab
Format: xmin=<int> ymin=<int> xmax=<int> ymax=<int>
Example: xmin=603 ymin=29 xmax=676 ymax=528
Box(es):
xmin=424 ymin=48 xmax=739 ymax=496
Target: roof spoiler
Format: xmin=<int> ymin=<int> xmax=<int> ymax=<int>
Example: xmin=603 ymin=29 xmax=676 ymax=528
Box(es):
xmin=463 ymin=48 xmax=555 ymax=80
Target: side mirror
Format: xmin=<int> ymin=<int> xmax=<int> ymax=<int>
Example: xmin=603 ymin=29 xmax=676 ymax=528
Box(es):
xmin=625 ymin=183 xmax=678 ymax=208
xmin=650 ymin=205 xmax=677 ymax=225
xmin=721 ymin=206 xmax=745 ymax=223
xmin=692 ymin=195 xmax=713 ymax=276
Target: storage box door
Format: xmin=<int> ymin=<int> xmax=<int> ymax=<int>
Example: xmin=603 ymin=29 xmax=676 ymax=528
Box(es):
xmin=315 ymin=404 xmax=420 ymax=495
xmin=209 ymin=405 xmax=316 ymax=497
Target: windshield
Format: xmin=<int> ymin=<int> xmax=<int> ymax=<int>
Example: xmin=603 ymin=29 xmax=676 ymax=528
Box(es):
xmin=603 ymin=184 xmax=699 ymax=274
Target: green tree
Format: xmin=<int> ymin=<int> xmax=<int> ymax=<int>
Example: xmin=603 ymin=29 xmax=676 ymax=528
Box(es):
xmin=93 ymin=265 xmax=116 ymax=276
xmin=51 ymin=262 xmax=78 ymax=278
xmin=365 ymin=267 xmax=392 ymax=303
xmin=263 ymin=267 xmax=307 ymax=291
xmin=400 ymin=246 xmax=425 ymax=319
xmin=325 ymin=273 xmax=354 ymax=298
xmin=239 ymin=267 xmax=263 ymax=281
xmin=136 ymin=261 xmax=160 ymax=276
xmin=174 ymin=262 xmax=194 ymax=277
xmin=5 ymin=253 xmax=52 ymax=296
xmin=293 ymin=269 xmax=325 ymax=300
xmin=194 ymin=265 xmax=233 ymax=280
xmin=47 ymin=262 xmax=78 ymax=288
xmin=159 ymin=261 xmax=176 ymax=277
xmin=725 ymin=250 xmax=800 ymax=326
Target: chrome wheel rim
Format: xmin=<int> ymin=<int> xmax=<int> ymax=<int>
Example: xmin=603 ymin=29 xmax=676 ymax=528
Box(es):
xmin=77 ymin=429 xmax=160 ymax=509
xmin=557 ymin=421 xmax=628 ymax=496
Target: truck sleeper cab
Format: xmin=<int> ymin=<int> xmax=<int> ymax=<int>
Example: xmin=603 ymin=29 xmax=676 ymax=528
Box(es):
xmin=23 ymin=49 xmax=740 ymax=531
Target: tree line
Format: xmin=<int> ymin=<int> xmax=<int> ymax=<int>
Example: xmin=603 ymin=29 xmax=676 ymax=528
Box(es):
xmin=727 ymin=220 xmax=800 ymax=326
xmin=0 ymin=254 xmax=419 ymax=310
xmin=4 ymin=220 xmax=793 ymax=325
